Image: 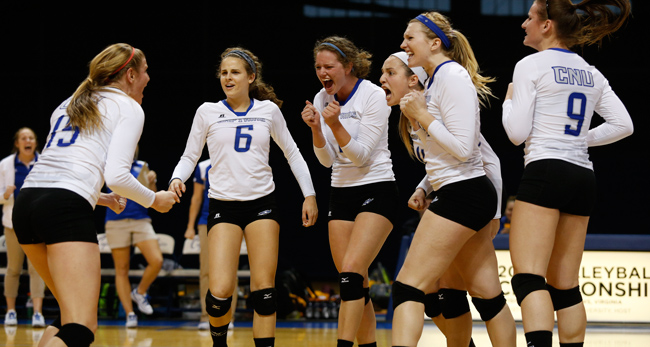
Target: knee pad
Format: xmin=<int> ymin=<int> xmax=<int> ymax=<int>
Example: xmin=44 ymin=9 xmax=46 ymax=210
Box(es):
xmin=471 ymin=292 xmax=507 ymax=321
xmin=547 ymin=284 xmax=582 ymax=311
xmin=250 ymin=287 xmax=277 ymax=315
xmin=424 ymin=292 xmax=442 ymax=318
xmin=55 ymin=323 xmax=94 ymax=347
xmin=364 ymin=287 xmax=371 ymax=305
xmin=511 ymin=273 xmax=547 ymax=306
xmin=439 ymin=288 xmax=470 ymax=319
xmin=205 ymin=290 xmax=232 ymax=317
xmin=391 ymin=281 xmax=425 ymax=310
xmin=339 ymin=272 xmax=365 ymax=301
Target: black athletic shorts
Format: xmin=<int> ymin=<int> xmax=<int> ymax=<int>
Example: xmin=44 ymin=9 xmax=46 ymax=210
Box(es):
xmin=207 ymin=192 xmax=280 ymax=232
xmin=328 ymin=181 xmax=399 ymax=227
xmin=428 ymin=175 xmax=496 ymax=232
xmin=516 ymin=159 xmax=596 ymax=216
xmin=13 ymin=188 xmax=98 ymax=245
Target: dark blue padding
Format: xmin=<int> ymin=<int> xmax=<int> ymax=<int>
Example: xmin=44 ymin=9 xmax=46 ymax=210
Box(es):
xmin=493 ymin=234 xmax=650 ymax=251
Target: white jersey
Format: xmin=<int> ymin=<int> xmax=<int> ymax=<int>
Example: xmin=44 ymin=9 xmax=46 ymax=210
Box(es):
xmin=414 ymin=129 xmax=502 ymax=219
xmin=312 ymin=79 xmax=395 ymax=187
xmin=502 ymin=48 xmax=633 ymax=169
xmin=419 ymin=61 xmax=485 ymax=191
xmin=23 ymin=89 xmax=155 ymax=208
xmin=171 ymin=98 xmax=315 ymax=201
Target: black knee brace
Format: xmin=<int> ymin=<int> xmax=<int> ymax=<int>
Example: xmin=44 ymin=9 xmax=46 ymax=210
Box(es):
xmin=439 ymin=288 xmax=470 ymax=319
xmin=511 ymin=273 xmax=547 ymax=306
xmin=391 ymin=281 xmax=425 ymax=310
xmin=547 ymin=284 xmax=582 ymax=311
xmin=250 ymin=287 xmax=277 ymax=315
xmin=339 ymin=272 xmax=365 ymax=301
xmin=424 ymin=292 xmax=442 ymax=318
xmin=472 ymin=292 xmax=507 ymax=321
xmin=364 ymin=287 xmax=371 ymax=305
xmin=205 ymin=290 xmax=233 ymax=317
xmin=55 ymin=323 xmax=94 ymax=347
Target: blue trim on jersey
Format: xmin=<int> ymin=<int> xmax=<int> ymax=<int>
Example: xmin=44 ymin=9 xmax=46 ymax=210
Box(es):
xmin=105 ymin=161 xmax=150 ymax=221
xmin=223 ymin=99 xmax=255 ymax=117
xmin=13 ymin=153 xmax=38 ymax=200
xmin=427 ymin=60 xmax=455 ymax=89
xmin=548 ymin=48 xmax=574 ymax=54
xmin=334 ymin=78 xmax=363 ymax=106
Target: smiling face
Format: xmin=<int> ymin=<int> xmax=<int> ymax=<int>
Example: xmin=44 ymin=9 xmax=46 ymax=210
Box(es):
xmin=314 ymin=50 xmax=351 ymax=96
xmin=220 ymin=56 xmax=255 ymax=101
xmin=522 ymin=1 xmax=547 ymax=51
xmin=14 ymin=128 xmax=36 ymax=156
xmin=400 ymin=22 xmax=433 ymax=71
xmin=129 ymin=58 xmax=150 ymax=105
xmin=380 ymin=56 xmax=414 ymax=106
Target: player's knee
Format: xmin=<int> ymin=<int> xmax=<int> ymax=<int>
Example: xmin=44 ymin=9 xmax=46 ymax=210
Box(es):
xmin=547 ymin=284 xmax=582 ymax=311
xmin=471 ymin=291 xmax=507 ymax=321
xmin=511 ymin=273 xmax=547 ymax=306
xmin=205 ymin=290 xmax=232 ymax=317
xmin=55 ymin=323 xmax=94 ymax=347
xmin=424 ymin=292 xmax=442 ymax=318
xmin=339 ymin=272 xmax=365 ymax=302
xmin=391 ymin=281 xmax=425 ymax=310
xmin=364 ymin=287 xmax=371 ymax=305
xmin=250 ymin=288 xmax=277 ymax=315
xmin=439 ymin=288 xmax=470 ymax=319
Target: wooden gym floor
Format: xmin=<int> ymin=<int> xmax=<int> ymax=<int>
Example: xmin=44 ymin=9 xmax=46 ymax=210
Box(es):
xmin=2 ymin=319 xmax=649 ymax=346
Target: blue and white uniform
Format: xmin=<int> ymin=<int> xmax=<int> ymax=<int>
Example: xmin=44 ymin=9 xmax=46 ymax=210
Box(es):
xmin=193 ymin=159 xmax=211 ymax=226
xmin=22 ymin=89 xmax=155 ymax=208
xmin=105 ymin=160 xmax=152 ymax=222
xmin=502 ymin=48 xmax=633 ymax=169
xmin=171 ymin=99 xmax=315 ymax=200
xmin=0 ymin=153 xmax=39 ymax=228
xmin=312 ymin=79 xmax=395 ymax=186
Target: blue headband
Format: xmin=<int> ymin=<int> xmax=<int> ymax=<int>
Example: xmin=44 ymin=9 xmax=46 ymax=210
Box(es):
xmin=320 ymin=42 xmax=347 ymax=59
xmin=415 ymin=14 xmax=451 ymax=49
xmin=226 ymin=50 xmax=257 ymax=75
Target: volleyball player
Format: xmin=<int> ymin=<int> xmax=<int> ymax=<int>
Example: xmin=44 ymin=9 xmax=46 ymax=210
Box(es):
xmin=12 ymin=43 xmax=178 ymax=347
xmin=169 ymin=47 xmax=317 ymax=347
xmin=104 ymin=151 xmax=163 ymax=328
xmin=0 ymin=127 xmax=46 ymax=327
xmin=184 ymin=159 xmax=237 ymax=331
xmin=301 ymin=36 xmax=397 ymax=347
xmin=503 ymin=1 xmax=633 ymax=346
xmin=382 ymin=51 xmax=515 ymax=346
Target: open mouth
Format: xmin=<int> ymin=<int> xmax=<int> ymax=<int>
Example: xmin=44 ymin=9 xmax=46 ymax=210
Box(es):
xmin=322 ymin=79 xmax=333 ymax=90
xmin=382 ymin=86 xmax=393 ymax=100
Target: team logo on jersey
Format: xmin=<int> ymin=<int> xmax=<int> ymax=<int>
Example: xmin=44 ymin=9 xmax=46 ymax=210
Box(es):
xmin=219 ymin=114 xmax=225 ymax=118
xmin=257 ymin=209 xmax=272 ymax=216
xmin=213 ymin=213 xmax=221 ymax=219
xmin=362 ymin=198 xmax=374 ymax=206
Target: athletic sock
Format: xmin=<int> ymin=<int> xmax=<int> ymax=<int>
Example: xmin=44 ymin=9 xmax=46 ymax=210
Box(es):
xmin=359 ymin=343 xmax=377 ymax=347
xmin=525 ymin=330 xmax=553 ymax=347
xmin=253 ymin=337 xmax=275 ymax=347
xmin=560 ymin=343 xmax=584 ymax=347
xmin=337 ymin=339 xmax=354 ymax=347
xmin=209 ymin=323 xmax=229 ymax=347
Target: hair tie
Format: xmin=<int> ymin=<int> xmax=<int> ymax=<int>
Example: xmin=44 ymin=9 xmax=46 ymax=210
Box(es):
xmin=415 ymin=15 xmax=451 ymax=49
xmin=226 ymin=50 xmax=257 ymax=75
xmin=320 ymin=42 xmax=347 ymax=59
xmin=109 ymin=46 xmax=135 ymax=78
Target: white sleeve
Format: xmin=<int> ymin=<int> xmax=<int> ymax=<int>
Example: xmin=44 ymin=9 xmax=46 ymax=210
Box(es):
xmin=586 ymin=80 xmax=634 ymax=146
xmin=271 ymin=108 xmax=316 ymax=197
xmin=0 ymin=157 xmax=10 ymax=204
xmin=104 ymin=105 xmax=156 ymax=208
xmin=502 ymin=59 xmax=537 ymax=146
xmin=171 ymin=108 xmax=208 ymax=184
xmin=427 ymin=74 xmax=478 ymax=162
xmin=313 ymin=122 xmax=337 ymax=168
xmin=340 ymin=90 xmax=391 ymax=166
xmin=416 ymin=174 xmax=433 ymax=195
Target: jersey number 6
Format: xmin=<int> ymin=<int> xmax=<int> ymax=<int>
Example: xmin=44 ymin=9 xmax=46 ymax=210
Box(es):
xmin=234 ymin=125 xmax=253 ymax=152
